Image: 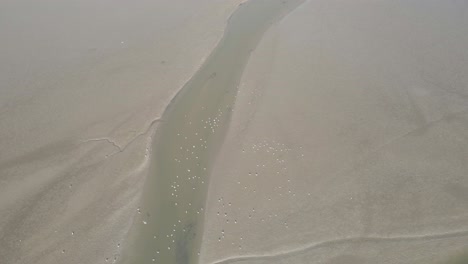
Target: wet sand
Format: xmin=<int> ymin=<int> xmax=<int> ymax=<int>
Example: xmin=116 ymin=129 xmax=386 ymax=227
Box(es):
xmin=1 ymin=0 xmax=468 ymax=264
xmin=201 ymin=0 xmax=468 ymax=263
xmin=0 ymin=1 xmax=245 ymax=263
xmin=120 ymin=1 xmax=305 ymax=263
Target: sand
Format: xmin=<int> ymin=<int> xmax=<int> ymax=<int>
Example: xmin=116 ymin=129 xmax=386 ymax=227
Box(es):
xmin=120 ymin=1 xmax=304 ymax=264
xmin=0 ymin=1 xmax=244 ymax=263
xmin=1 ymin=0 xmax=468 ymax=264
xmin=201 ymin=0 xmax=468 ymax=263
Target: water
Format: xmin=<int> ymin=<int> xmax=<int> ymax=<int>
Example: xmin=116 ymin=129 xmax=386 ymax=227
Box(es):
xmin=121 ymin=1 xmax=305 ymax=263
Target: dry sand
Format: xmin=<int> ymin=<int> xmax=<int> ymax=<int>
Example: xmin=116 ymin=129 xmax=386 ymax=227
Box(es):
xmin=0 ymin=1 xmax=244 ymax=263
xmin=201 ymin=0 xmax=468 ymax=263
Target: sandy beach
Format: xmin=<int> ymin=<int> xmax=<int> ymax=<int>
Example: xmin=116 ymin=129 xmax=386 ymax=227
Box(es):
xmin=0 ymin=1 xmax=244 ymax=263
xmin=201 ymin=0 xmax=468 ymax=263
xmin=1 ymin=0 xmax=468 ymax=264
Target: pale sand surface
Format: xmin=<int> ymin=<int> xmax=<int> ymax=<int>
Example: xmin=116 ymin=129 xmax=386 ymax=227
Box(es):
xmin=0 ymin=1 xmax=244 ymax=263
xmin=201 ymin=0 xmax=468 ymax=263
xmin=2 ymin=0 xmax=468 ymax=264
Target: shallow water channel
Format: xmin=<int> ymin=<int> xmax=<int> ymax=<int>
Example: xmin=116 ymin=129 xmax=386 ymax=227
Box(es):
xmin=122 ymin=1 xmax=305 ymax=263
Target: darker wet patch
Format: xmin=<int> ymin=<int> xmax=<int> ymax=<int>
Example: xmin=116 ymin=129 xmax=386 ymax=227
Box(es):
xmin=176 ymin=222 xmax=197 ymax=264
xmin=445 ymin=182 xmax=468 ymax=207
xmin=324 ymin=254 xmax=368 ymax=264
xmin=0 ymin=139 xmax=75 ymax=173
xmin=443 ymin=251 xmax=468 ymax=264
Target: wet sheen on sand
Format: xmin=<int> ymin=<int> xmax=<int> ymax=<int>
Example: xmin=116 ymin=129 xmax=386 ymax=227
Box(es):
xmin=121 ymin=1 xmax=305 ymax=263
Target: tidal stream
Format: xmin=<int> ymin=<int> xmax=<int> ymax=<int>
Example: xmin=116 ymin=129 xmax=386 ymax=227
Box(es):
xmin=122 ymin=1 xmax=305 ymax=263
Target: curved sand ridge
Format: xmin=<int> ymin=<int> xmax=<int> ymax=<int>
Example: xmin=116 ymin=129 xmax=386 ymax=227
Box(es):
xmin=212 ymin=229 xmax=468 ymax=264
xmin=80 ymin=117 xmax=164 ymax=156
